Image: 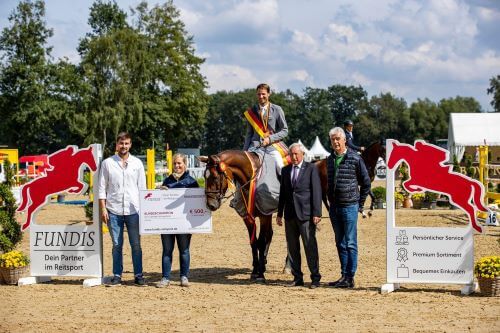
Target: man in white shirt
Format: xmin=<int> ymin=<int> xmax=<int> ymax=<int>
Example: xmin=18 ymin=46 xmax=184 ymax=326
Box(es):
xmin=98 ymin=132 xmax=147 ymax=286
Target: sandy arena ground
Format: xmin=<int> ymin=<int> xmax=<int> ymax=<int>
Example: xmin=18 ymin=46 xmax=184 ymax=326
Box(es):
xmin=1 ymin=190 xmax=499 ymax=332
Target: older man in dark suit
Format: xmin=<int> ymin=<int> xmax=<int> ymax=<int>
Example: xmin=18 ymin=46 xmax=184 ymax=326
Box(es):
xmin=277 ymin=142 xmax=322 ymax=288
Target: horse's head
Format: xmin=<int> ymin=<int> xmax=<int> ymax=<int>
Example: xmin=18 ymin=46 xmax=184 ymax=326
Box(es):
xmin=199 ymin=154 xmax=231 ymax=211
xmin=362 ymin=140 xmax=386 ymax=161
xmin=379 ymin=139 xmax=386 ymax=162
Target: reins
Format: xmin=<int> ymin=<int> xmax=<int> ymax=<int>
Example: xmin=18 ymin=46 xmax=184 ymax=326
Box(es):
xmin=204 ymin=150 xmax=270 ymax=244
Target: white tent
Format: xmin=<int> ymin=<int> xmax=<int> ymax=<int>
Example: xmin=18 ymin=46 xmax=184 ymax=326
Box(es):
xmin=298 ymin=139 xmax=314 ymax=162
xmin=308 ymin=136 xmax=331 ymax=160
xmin=448 ymin=113 xmax=500 ymax=162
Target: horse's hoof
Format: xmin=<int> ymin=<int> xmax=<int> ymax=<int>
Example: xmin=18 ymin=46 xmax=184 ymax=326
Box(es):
xmin=368 ymin=211 xmax=373 ymax=217
xmin=361 ymin=212 xmax=367 ymax=219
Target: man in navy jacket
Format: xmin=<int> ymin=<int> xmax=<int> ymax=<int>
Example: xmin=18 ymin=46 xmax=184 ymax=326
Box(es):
xmin=327 ymin=127 xmax=371 ymax=288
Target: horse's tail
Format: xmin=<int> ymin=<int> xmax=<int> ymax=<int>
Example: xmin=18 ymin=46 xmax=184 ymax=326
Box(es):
xmin=472 ymin=181 xmax=488 ymax=213
xmin=17 ymin=184 xmax=30 ymax=212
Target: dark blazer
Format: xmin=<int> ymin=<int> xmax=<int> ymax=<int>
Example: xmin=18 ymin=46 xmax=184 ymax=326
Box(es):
xmin=278 ymin=161 xmax=322 ymax=221
xmin=345 ymin=130 xmax=362 ymax=152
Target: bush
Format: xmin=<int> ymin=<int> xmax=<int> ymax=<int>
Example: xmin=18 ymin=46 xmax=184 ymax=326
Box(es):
xmin=0 ymin=250 xmax=29 ymax=268
xmin=82 ymin=171 xmax=91 ymax=195
xmin=411 ymin=193 xmax=425 ymax=201
xmin=84 ymin=201 xmax=93 ymax=221
xmin=372 ymin=186 xmax=386 ymax=201
xmin=0 ymin=161 xmax=21 ymax=253
xmin=394 ymin=192 xmax=404 ymax=203
xmin=424 ymin=191 xmax=439 ymax=202
xmin=474 ymin=256 xmax=500 ymax=279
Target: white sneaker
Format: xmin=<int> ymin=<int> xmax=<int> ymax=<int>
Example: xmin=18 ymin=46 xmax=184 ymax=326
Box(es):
xmin=180 ymin=276 xmax=189 ymax=287
xmin=156 ymin=278 xmax=170 ymax=288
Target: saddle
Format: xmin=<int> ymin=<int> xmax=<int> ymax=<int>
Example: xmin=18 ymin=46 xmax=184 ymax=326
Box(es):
xmin=230 ymin=152 xmax=282 ymax=217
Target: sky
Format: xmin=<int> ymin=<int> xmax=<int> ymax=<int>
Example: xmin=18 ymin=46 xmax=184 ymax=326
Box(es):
xmin=1 ymin=0 xmax=499 ymax=111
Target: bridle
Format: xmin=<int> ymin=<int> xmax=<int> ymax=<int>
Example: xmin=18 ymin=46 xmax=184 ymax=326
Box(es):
xmin=204 ymin=156 xmax=235 ymax=204
xmin=204 ymin=154 xmax=262 ymax=205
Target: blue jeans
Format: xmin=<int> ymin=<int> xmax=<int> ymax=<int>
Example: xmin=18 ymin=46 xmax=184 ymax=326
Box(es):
xmin=161 ymin=234 xmax=191 ymax=279
xmin=108 ymin=212 xmax=143 ymax=277
xmin=329 ymin=204 xmax=358 ymax=278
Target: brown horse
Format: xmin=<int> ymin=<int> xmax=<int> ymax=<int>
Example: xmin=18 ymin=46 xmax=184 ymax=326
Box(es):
xmin=315 ymin=140 xmax=386 ymax=215
xmin=199 ymin=151 xmax=273 ymax=282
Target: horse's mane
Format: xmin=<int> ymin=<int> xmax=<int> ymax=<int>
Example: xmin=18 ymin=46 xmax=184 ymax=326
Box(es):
xmin=209 ymin=150 xmax=260 ymax=185
xmin=364 ymin=139 xmax=385 ymax=150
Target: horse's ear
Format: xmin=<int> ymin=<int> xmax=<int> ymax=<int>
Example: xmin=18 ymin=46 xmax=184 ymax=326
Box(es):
xmin=198 ymin=156 xmax=208 ymax=163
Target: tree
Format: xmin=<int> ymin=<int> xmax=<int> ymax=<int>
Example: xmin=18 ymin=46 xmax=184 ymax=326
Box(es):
xmin=77 ymin=1 xmax=137 ymax=153
xmin=134 ymin=1 xmax=208 ymax=151
xmin=78 ymin=0 xmax=208 ymax=154
xmin=487 ymin=75 xmax=500 ymax=112
xmin=0 ymin=0 xmax=62 ymax=154
xmin=438 ymin=96 xmax=482 ymax=115
xmin=327 ymin=84 xmax=369 ymax=126
xmin=202 ymin=89 xmax=255 ymax=154
xmin=409 ymin=98 xmax=446 ymax=142
xmin=287 ymin=87 xmax=333 ymax=148
xmin=357 ymin=93 xmax=411 ymax=144
xmin=48 ymin=59 xmax=91 ymax=147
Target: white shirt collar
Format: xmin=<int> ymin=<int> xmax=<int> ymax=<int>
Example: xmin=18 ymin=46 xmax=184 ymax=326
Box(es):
xmin=293 ymin=161 xmax=304 ymax=169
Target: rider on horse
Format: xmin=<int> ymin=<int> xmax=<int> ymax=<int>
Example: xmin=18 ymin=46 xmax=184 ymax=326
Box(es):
xmin=243 ymin=83 xmax=289 ymax=175
xmin=344 ymin=119 xmax=365 ymax=153
xmin=229 ymin=83 xmax=289 ymax=219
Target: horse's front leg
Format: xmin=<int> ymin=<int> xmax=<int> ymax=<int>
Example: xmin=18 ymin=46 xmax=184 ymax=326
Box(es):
xmin=243 ymin=216 xmax=259 ymax=280
xmin=368 ymin=190 xmax=374 ymax=217
xmin=256 ymin=215 xmax=273 ymax=283
xmin=283 ymin=254 xmax=292 ymax=274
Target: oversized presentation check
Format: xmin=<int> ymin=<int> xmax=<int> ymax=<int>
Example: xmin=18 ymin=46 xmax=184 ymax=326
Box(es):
xmin=139 ymin=188 xmax=212 ymax=234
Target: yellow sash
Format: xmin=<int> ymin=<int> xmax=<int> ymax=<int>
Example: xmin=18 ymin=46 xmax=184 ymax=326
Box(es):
xmin=244 ymin=107 xmax=289 ymax=166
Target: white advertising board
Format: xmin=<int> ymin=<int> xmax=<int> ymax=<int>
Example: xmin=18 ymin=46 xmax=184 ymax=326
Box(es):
xmin=387 ymin=227 xmax=473 ymax=284
xmin=382 ymin=140 xmax=480 ymax=295
xmin=30 ymin=224 xmax=102 ymax=277
xmin=20 ymin=144 xmax=103 ymax=285
xmin=139 ymin=188 xmax=212 ymax=234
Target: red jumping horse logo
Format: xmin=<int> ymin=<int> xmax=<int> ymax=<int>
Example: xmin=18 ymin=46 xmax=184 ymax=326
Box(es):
xmin=387 ymin=140 xmax=488 ymax=233
xmin=17 ymin=146 xmax=97 ymax=231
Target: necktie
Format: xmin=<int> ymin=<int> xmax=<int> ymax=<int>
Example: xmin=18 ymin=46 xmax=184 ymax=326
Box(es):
xmin=292 ymin=166 xmax=299 ymax=186
xmin=261 ymin=106 xmax=266 ymax=118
